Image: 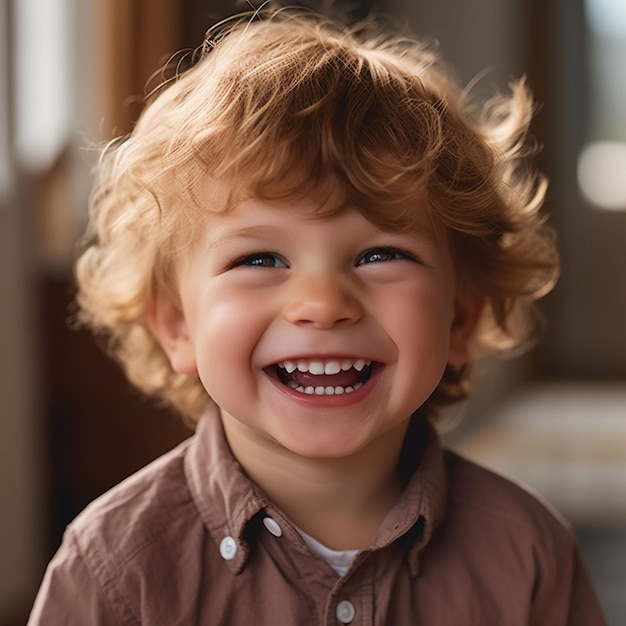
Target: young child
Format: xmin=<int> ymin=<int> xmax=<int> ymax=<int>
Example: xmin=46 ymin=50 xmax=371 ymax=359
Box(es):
xmin=29 ymin=7 xmax=605 ymax=625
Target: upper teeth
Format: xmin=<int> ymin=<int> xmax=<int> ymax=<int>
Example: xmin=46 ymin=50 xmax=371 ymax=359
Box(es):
xmin=278 ymin=359 xmax=370 ymax=375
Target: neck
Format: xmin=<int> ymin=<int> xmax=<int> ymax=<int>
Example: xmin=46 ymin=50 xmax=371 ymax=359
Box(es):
xmin=222 ymin=419 xmax=409 ymax=551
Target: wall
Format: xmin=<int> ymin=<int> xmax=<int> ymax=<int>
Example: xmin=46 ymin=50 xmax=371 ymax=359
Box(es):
xmin=384 ymin=0 xmax=524 ymax=83
xmin=0 ymin=194 xmax=43 ymax=618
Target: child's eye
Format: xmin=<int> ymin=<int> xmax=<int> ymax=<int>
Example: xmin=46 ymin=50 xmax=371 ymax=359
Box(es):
xmin=356 ymin=247 xmax=418 ymax=265
xmin=231 ymin=253 xmax=288 ymax=269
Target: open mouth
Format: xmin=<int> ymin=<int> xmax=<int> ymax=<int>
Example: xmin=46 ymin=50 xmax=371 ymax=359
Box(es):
xmin=270 ymin=358 xmax=377 ymax=396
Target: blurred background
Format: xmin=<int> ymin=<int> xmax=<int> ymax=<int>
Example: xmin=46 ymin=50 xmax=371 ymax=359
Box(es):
xmin=0 ymin=0 xmax=624 ymax=623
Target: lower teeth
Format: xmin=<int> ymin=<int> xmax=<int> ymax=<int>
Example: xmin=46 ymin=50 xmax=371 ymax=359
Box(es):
xmin=287 ymin=382 xmax=363 ymax=395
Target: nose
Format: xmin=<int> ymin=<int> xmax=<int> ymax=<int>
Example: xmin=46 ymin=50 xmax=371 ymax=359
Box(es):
xmin=283 ymin=274 xmax=363 ymax=329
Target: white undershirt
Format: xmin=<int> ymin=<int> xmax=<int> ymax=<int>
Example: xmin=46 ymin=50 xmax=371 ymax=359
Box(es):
xmin=297 ymin=528 xmax=359 ymax=577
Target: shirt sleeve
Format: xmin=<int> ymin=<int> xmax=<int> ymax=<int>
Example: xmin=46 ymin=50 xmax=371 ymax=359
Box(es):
xmin=529 ymin=527 xmax=607 ymax=626
xmin=27 ymin=528 xmax=129 ymax=626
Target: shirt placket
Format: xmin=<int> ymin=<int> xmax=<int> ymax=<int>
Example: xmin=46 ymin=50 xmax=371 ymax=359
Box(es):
xmin=323 ymin=558 xmax=375 ymax=626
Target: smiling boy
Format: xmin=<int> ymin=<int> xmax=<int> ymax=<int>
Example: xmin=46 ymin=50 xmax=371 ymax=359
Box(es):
xmin=29 ymin=8 xmax=605 ymax=625
xmin=156 ymin=196 xmax=467 ymax=551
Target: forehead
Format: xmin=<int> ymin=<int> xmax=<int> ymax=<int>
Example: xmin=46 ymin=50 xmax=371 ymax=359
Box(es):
xmin=193 ymin=191 xmax=448 ymax=258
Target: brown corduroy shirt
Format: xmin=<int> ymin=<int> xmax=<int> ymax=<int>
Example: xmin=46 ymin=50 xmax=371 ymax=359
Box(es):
xmin=29 ymin=406 xmax=606 ymax=625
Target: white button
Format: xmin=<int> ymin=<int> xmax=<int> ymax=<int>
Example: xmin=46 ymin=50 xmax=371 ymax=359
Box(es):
xmin=336 ymin=600 xmax=356 ymax=624
xmin=262 ymin=516 xmax=283 ymax=537
xmin=219 ymin=536 xmax=237 ymax=560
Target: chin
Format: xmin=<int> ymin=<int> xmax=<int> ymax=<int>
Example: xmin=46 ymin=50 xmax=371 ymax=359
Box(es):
xmin=275 ymin=430 xmax=373 ymax=460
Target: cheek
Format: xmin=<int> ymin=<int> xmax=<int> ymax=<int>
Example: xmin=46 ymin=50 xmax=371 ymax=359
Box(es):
xmin=383 ymin=283 xmax=454 ymax=344
xmin=191 ymin=291 xmax=271 ymax=396
xmin=381 ymin=285 xmax=454 ymax=383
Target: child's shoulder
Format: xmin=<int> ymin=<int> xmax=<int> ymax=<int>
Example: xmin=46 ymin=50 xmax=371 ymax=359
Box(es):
xmin=32 ymin=431 xmax=241 ymax=623
xmin=442 ymin=449 xmax=574 ymax=546
xmin=67 ymin=437 xmax=196 ymax=560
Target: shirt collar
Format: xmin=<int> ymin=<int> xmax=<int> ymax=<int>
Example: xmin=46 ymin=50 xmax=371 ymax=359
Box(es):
xmin=185 ymin=404 xmax=448 ymax=575
xmin=364 ymin=413 xmax=448 ymax=575
xmin=184 ymin=404 xmax=270 ymax=573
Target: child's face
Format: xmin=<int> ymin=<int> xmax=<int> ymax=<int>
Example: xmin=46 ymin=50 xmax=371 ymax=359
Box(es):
xmin=153 ymin=194 xmax=473 ymax=460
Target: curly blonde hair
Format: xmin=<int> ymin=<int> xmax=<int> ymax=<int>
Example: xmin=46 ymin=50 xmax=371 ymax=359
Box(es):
xmin=76 ymin=7 xmax=559 ymax=422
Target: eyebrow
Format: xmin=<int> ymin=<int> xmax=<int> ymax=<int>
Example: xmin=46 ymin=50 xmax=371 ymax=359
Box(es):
xmin=204 ymin=225 xmax=283 ymax=252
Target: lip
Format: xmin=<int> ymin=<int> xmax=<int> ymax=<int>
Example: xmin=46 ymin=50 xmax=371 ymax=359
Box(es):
xmin=263 ymin=359 xmax=385 ymax=407
xmin=263 ymin=354 xmax=376 ymax=365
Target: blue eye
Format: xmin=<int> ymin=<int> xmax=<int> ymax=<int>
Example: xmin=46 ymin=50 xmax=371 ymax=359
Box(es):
xmin=356 ymin=247 xmax=416 ymax=265
xmin=232 ymin=253 xmax=288 ymax=268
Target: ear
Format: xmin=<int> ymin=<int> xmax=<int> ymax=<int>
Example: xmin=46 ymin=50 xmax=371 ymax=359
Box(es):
xmin=447 ymin=292 xmax=485 ymax=368
xmin=148 ymin=289 xmax=197 ymax=374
